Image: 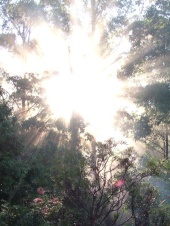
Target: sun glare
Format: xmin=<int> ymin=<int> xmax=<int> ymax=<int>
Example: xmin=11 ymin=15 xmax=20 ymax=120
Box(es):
xmin=0 ymin=14 xmax=130 ymax=141
xmin=30 ymin=22 xmax=128 ymax=141
xmin=43 ymin=61 xmax=125 ymax=141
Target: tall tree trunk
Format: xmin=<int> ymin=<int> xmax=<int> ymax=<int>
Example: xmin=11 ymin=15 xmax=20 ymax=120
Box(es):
xmin=165 ymin=124 xmax=168 ymax=159
xmin=70 ymin=112 xmax=81 ymax=151
xmin=21 ymin=95 xmax=26 ymax=114
xmin=21 ymin=74 xmax=26 ymax=120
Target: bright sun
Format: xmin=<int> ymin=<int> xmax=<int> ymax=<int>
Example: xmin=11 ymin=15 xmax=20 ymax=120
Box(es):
xmin=0 ymin=20 xmax=129 ymax=141
xmin=44 ymin=73 xmax=123 ymax=122
xmin=43 ymin=74 xmax=124 ymax=141
xmin=33 ymin=22 xmax=128 ymax=141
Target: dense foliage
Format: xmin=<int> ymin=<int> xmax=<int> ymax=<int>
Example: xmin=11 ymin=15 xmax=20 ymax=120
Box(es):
xmin=0 ymin=91 xmax=170 ymax=225
xmin=0 ymin=0 xmax=170 ymax=225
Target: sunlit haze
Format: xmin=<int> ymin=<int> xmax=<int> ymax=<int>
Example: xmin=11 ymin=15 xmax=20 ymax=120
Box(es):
xmin=36 ymin=23 xmax=130 ymax=141
xmin=0 ymin=12 xmax=131 ymax=141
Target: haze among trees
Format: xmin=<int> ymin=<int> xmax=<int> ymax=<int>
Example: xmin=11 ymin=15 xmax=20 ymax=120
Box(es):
xmin=0 ymin=0 xmax=170 ymax=225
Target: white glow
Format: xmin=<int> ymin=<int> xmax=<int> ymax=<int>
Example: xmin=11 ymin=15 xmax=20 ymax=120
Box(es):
xmin=43 ymin=71 xmax=125 ymax=141
xmin=0 ymin=19 xmax=130 ymax=141
xmin=35 ymin=22 xmax=129 ymax=141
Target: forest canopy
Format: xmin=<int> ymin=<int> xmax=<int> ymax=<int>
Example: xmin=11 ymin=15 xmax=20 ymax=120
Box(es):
xmin=0 ymin=0 xmax=170 ymax=225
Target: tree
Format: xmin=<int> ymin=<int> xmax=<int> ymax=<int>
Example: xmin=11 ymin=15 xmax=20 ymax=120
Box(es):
xmin=116 ymin=0 xmax=170 ymax=159
xmin=118 ymin=0 xmax=170 ymax=82
xmin=0 ymin=94 xmax=24 ymax=203
xmin=52 ymin=136 xmax=169 ymax=226
xmin=1 ymin=1 xmax=170 ymax=225
xmin=134 ymin=83 xmax=170 ymax=159
xmin=116 ymin=83 xmax=170 ymax=159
